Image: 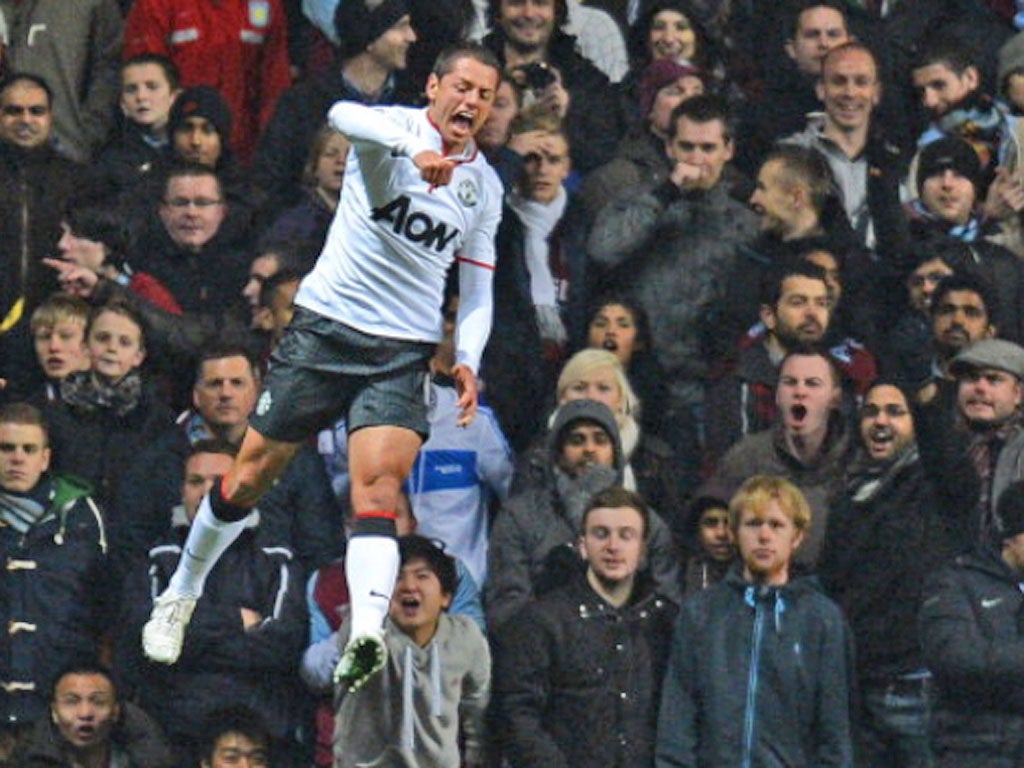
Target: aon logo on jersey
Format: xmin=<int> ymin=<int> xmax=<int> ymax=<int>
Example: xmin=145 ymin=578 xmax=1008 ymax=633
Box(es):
xmin=371 ymin=195 xmax=461 ymax=253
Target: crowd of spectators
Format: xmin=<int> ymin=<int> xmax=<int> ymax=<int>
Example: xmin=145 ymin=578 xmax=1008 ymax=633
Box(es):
xmin=8 ymin=0 xmax=1024 ymax=765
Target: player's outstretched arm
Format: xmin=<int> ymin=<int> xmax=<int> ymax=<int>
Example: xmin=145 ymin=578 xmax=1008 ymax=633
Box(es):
xmin=327 ymin=101 xmax=433 ymax=160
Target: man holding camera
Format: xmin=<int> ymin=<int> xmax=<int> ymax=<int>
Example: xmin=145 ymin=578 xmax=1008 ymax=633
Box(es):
xmin=481 ymin=0 xmax=624 ymax=173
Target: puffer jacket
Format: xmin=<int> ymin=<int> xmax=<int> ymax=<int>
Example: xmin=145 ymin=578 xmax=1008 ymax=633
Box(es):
xmin=920 ymin=547 xmax=1024 ymax=761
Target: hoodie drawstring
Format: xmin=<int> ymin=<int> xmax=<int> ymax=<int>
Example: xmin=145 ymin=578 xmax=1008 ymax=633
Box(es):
xmin=400 ymin=643 xmax=445 ymax=750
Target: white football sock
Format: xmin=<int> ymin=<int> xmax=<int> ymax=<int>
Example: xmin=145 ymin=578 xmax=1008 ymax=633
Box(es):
xmin=345 ymin=534 xmax=400 ymax=638
xmin=166 ymin=493 xmax=250 ymax=599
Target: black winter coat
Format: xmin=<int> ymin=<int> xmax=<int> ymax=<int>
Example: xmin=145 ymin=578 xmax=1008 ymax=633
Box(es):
xmin=921 ymin=548 xmax=1024 ymax=760
xmin=0 ymin=475 xmax=110 ymax=723
xmin=116 ymin=526 xmax=308 ymax=755
xmin=820 ymin=450 xmax=959 ymax=680
xmin=492 ymin=571 xmax=677 ymax=768
xmin=16 ymin=701 xmax=175 ymax=768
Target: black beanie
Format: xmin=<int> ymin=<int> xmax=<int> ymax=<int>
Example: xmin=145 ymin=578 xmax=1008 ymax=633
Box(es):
xmin=916 ymin=136 xmax=982 ymax=193
xmin=335 ymin=0 xmax=411 ymax=61
xmin=168 ymin=85 xmax=233 ymax=144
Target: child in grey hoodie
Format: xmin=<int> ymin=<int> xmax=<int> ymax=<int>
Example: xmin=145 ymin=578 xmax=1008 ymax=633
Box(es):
xmin=302 ymin=535 xmax=490 ymax=768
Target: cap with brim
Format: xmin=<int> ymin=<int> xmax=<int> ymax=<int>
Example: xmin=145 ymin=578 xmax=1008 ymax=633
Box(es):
xmin=949 ymin=338 xmax=1024 ymax=380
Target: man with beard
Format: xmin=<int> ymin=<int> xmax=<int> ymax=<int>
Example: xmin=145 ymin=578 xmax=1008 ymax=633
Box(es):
xmin=701 ymin=346 xmax=851 ymax=569
xmin=905 ymin=137 xmax=1024 ymax=343
xmin=0 ymin=74 xmax=82 ymax=401
xmin=715 ymin=144 xmax=881 ymax=361
xmin=821 ymin=382 xmax=965 ymax=767
xmin=915 ymin=272 xmax=997 ymax=410
xmin=705 ymin=260 xmax=874 ymax=467
xmin=917 ymin=338 xmax=1024 ymax=551
xmin=486 ymin=399 xmax=681 ymax=629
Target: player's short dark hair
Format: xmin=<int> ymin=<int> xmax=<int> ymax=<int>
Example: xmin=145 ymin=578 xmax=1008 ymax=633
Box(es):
xmin=0 ymin=72 xmax=53 ymax=106
xmin=431 ymin=43 xmax=502 ymax=81
xmin=121 ymin=53 xmax=181 ymax=91
xmin=582 ymin=486 xmax=651 ymax=541
xmin=398 ymin=535 xmax=458 ymax=596
xmin=669 ymin=93 xmax=733 ymax=141
xmin=198 ymin=706 xmax=271 ymax=763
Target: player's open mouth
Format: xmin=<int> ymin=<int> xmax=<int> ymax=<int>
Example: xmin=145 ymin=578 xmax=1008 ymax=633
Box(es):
xmin=452 ymin=112 xmax=474 ymax=131
xmin=791 ymin=404 xmax=807 ymax=422
xmin=602 ymin=339 xmax=618 ymax=351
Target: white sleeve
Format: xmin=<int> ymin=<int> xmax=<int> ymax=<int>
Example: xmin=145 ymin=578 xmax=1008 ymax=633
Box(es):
xmin=327 ymin=102 xmax=434 ymax=158
xmin=454 ymin=182 xmax=502 ymax=373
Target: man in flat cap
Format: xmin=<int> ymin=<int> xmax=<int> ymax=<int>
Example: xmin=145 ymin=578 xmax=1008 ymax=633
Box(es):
xmin=916 ymin=338 xmax=1024 ymax=551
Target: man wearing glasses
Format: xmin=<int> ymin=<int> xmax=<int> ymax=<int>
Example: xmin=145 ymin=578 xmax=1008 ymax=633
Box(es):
xmin=0 ymin=73 xmax=81 ymax=400
xmin=138 ymin=163 xmax=250 ymax=315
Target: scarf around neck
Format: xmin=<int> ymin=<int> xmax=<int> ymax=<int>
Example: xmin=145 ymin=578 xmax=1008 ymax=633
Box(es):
xmin=60 ymin=369 xmax=143 ymax=417
xmin=508 ymin=186 xmax=568 ymax=307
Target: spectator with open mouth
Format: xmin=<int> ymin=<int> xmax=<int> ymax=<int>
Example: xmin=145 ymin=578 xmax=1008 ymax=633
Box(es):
xmin=700 ymin=345 xmax=852 ymax=570
xmin=584 ymin=294 xmax=668 ymax=440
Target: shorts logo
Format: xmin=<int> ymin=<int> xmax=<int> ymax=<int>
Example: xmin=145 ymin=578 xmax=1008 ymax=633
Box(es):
xmin=457 ymin=179 xmax=478 ymax=207
xmin=256 ymin=390 xmax=273 ymax=416
xmin=248 ymin=0 xmax=270 ymax=28
xmin=371 ymin=194 xmax=461 ymax=252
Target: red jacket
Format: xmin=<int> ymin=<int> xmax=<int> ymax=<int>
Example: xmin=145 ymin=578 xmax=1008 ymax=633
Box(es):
xmin=124 ymin=0 xmax=292 ymax=162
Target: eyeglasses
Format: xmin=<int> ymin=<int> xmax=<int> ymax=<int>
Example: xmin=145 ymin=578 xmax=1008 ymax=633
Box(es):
xmin=163 ymin=197 xmax=223 ymax=209
xmin=1 ymin=104 xmax=49 ymax=117
xmin=908 ymin=271 xmax=949 ymax=287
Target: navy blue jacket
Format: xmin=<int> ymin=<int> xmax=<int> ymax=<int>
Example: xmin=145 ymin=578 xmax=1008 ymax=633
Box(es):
xmin=656 ymin=569 xmax=854 ymax=767
xmin=0 ymin=475 xmax=110 ymax=724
